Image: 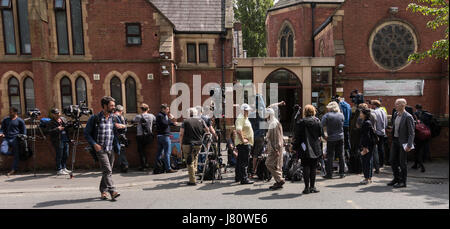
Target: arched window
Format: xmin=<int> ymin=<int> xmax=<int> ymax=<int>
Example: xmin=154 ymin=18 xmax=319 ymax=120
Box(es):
xmin=75 ymin=76 xmax=87 ymax=105
xmin=280 ymin=25 xmax=294 ymax=57
xmin=125 ymin=76 xmax=137 ymax=113
xmin=60 ymin=76 xmax=72 ymax=108
xmin=110 ymin=76 xmax=122 ymax=106
xmin=8 ymin=77 xmax=21 ymax=114
xmin=23 ymin=77 xmax=35 ymax=112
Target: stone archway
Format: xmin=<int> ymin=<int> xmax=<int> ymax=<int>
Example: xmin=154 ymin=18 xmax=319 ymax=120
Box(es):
xmin=264 ymin=68 xmax=302 ymax=134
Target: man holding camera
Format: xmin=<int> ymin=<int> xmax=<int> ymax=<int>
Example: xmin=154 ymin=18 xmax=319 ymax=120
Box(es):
xmin=134 ymin=103 xmax=156 ymax=171
xmin=235 ymin=104 xmax=254 ymax=185
xmin=0 ymin=107 xmax=26 ymax=176
xmin=113 ymin=105 xmax=129 ymax=173
xmin=84 ymin=96 xmax=122 ymax=200
xmin=47 ymin=108 xmax=71 ymax=175
xmin=180 ymin=108 xmax=209 ymax=185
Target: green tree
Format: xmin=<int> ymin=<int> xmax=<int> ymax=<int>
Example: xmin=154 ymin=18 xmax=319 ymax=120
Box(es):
xmin=407 ymin=0 xmax=449 ymax=61
xmin=234 ymin=0 xmax=274 ymax=57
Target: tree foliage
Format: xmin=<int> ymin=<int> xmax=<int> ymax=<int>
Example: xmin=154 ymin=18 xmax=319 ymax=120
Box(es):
xmin=407 ymin=0 xmax=449 ymax=61
xmin=234 ymin=0 xmax=274 ymax=57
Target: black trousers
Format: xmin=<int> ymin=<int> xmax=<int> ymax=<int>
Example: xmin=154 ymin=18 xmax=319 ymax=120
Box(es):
xmin=326 ymin=139 xmax=345 ymax=176
xmin=136 ymin=135 xmax=152 ymax=168
xmin=343 ymin=126 xmax=351 ymax=158
xmin=376 ymin=134 xmax=385 ymax=167
xmin=391 ymin=138 xmax=408 ymax=183
xmin=414 ymin=140 xmax=426 ymax=168
xmin=236 ymin=144 xmax=251 ymax=182
xmin=302 ymin=158 xmax=318 ymax=189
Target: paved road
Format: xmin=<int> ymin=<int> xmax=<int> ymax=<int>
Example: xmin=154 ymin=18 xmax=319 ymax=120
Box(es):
xmin=0 ymin=166 xmax=448 ymax=209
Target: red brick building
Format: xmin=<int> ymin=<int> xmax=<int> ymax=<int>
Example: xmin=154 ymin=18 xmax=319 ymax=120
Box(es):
xmin=237 ymin=0 xmax=448 ymax=157
xmin=0 ymin=0 xmax=234 ymax=170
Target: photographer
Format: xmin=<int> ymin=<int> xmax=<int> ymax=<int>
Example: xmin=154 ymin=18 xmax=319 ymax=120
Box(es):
xmin=350 ymin=89 xmax=364 ymax=106
xmin=0 ymin=107 xmax=26 ymax=176
xmin=180 ymin=108 xmax=209 ymax=185
xmin=84 ymin=96 xmax=121 ymax=201
xmin=133 ymin=103 xmax=156 ymax=171
xmin=113 ymin=105 xmax=129 ymax=173
xmin=155 ymin=104 xmax=178 ymax=173
xmin=47 ymin=108 xmax=71 ymax=175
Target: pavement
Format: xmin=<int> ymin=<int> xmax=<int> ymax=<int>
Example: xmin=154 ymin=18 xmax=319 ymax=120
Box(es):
xmin=0 ymin=159 xmax=448 ymax=195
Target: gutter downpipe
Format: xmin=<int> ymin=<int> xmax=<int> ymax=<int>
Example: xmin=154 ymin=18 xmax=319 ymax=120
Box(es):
xmin=312 ymin=3 xmax=316 ymax=57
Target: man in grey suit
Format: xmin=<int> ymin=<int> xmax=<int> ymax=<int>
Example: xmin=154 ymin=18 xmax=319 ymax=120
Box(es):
xmin=388 ymin=98 xmax=415 ymax=188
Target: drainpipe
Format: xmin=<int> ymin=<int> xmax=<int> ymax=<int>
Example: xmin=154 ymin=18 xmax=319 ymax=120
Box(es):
xmin=220 ymin=0 xmax=226 ymax=143
xmin=311 ymin=3 xmax=316 ymax=57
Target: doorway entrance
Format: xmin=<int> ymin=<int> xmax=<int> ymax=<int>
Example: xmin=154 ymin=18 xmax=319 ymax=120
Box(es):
xmin=264 ymin=69 xmax=302 ymax=135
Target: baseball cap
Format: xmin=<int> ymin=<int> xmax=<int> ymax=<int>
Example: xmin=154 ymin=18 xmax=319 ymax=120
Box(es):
xmin=51 ymin=108 xmax=61 ymax=114
xmin=240 ymin=104 xmax=252 ymax=111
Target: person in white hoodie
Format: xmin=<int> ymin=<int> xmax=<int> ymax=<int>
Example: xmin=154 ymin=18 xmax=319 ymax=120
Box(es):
xmin=264 ymin=108 xmax=286 ymax=190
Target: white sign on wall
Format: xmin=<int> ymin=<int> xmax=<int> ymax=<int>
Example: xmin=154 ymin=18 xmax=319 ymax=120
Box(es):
xmin=363 ymin=80 xmax=424 ymax=96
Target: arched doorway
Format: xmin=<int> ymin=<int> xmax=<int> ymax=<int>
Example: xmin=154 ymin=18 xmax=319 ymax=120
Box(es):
xmin=264 ymin=69 xmax=302 ymax=134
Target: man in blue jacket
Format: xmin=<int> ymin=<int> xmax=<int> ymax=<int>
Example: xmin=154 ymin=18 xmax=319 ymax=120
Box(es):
xmin=338 ymin=96 xmax=352 ymax=160
xmin=0 ymin=107 xmax=26 ymax=176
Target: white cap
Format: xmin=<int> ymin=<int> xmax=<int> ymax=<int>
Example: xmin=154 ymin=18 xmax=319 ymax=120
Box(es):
xmin=240 ymin=103 xmax=252 ymax=111
xmin=265 ymin=108 xmax=275 ymax=115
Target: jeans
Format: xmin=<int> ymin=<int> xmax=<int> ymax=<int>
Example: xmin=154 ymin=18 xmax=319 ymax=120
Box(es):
xmin=326 ymin=139 xmax=345 ymax=176
xmin=236 ymin=144 xmax=251 ymax=182
xmin=372 ymin=144 xmax=380 ymax=171
xmin=391 ymin=138 xmax=408 ymax=183
xmin=52 ymin=141 xmax=69 ymax=171
xmin=156 ymin=135 xmax=172 ymax=171
xmin=361 ymin=147 xmax=373 ymax=179
xmin=1 ymin=137 xmax=20 ymax=171
xmin=114 ymin=143 xmax=128 ymax=168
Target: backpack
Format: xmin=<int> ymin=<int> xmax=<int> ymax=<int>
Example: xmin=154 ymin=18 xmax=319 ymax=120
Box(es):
xmin=202 ymin=158 xmax=219 ymax=180
xmin=18 ymin=135 xmax=33 ymax=161
xmin=39 ymin=118 xmax=51 ymax=134
xmin=153 ymin=159 xmax=165 ymax=174
xmin=256 ymin=157 xmax=272 ymax=181
xmin=415 ymin=120 xmax=431 ymax=141
xmin=429 ymin=116 xmax=441 ymax=138
xmin=139 ymin=115 xmax=153 ymax=140
xmin=286 ymin=157 xmax=303 ymax=182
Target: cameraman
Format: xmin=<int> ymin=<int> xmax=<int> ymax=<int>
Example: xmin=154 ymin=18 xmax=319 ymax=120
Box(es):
xmin=180 ymin=108 xmax=209 ymax=185
xmin=133 ymin=103 xmax=156 ymax=171
xmin=47 ymin=108 xmax=71 ymax=175
xmin=113 ymin=105 xmax=129 ymax=173
xmin=0 ymin=107 xmax=26 ymax=176
xmin=84 ymin=96 xmax=121 ymax=201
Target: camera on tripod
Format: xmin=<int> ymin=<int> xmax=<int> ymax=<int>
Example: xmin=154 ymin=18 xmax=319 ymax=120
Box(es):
xmin=27 ymin=108 xmax=41 ymax=119
xmin=63 ymin=101 xmax=93 ymax=119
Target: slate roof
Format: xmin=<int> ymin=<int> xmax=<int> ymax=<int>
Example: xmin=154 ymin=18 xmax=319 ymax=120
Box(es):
xmin=148 ymin=0 xmax=224 ymax=33
xmin=270 ymin=0 xmax=345 ymax=11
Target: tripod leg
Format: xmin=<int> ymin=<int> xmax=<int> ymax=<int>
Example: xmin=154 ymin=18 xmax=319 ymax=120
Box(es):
xmin=70 ymin=127 xmax=80 ymax=178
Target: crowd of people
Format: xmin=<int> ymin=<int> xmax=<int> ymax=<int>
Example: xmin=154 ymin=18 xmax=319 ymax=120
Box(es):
xmin=0 ymin=92 xmax=441 ymax=200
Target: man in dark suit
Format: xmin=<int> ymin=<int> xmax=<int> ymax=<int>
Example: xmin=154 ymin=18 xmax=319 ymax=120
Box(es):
xmin=388 ymin=98 xmax=415 ymax=188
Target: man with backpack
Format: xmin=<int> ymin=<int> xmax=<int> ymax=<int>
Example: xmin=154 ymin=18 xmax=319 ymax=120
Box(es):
xmin=84 ymin=96 xmax=123 ymax=201
xmin=134 ymin=103 xmax=156 ymax=171
xmin=0 ymin=107 xmax=26 ymax=176
xmin=413 ymin=104 xmax=433 ymax=171
xmin=371 ymin=100 xmax=387 ymax=170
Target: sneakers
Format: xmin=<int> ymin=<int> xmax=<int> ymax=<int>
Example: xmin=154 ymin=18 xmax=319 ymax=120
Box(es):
xmin=166 ymin=169 xmax=178 ymax=173
xmin=57 ymin=169 xmax=69 ymax=175
xmin=63 ymin=168 xmax=72 ymax=173
xmin=7 ymin=170 xmax=15 ymax=176
xmin=360 ymin=179 xmax=369 ymax=185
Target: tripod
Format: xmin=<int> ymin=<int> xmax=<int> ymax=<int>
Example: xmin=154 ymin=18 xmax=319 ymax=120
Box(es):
xmin=27 ymin=117 xmax=46 ymax=177
xmin=69 ymin=119 xmax=83 ymax=179
xmin=199 ymin=133 xmax=223 ymax=184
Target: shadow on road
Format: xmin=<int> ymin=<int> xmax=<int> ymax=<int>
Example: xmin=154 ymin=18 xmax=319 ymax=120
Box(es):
xmin=4 ymin=174 xmax=54 ymax=182
xmin=142 ymin=181 xmax=186 ymax=191
xmin=223 ymin=188 xmax=268 ymax=196
xmin=34 ymin=197 xmax=101 ymax=208
xmin=258 ymin=193 xmax=301 ymax=200
xmin=325 ymin=182 xmax=361 ymax=188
